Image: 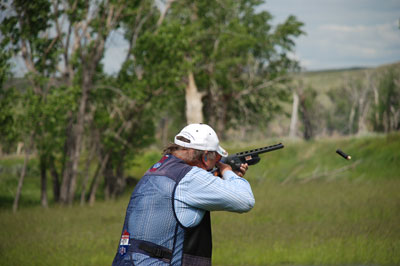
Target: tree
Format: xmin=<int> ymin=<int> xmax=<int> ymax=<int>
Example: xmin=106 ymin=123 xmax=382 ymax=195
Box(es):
xmin=0 ymin=41 xmax=16 ymax=154
xmin=372 ymin=67 xmax=400 ymax=132
xmin=163 ymin=0 xmax=304 ymax=137
xmin=0 ymin=0 xmax=140 ymax=206
xmin=327 ymin=76 xmax=364 ymax=136
xmin=0 ymin=23 xmax=28 ymax=211
xmin=85 ymin=0 xmax=183 ymax=203
xmin=326 ymin=66 xmax=400 ymax=136
xmin=1 ymin=0 xmax=306 ymax=208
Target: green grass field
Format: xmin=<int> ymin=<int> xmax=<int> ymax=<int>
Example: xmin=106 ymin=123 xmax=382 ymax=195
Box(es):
xmin=0 ymin=134 xmax=399 ymax=265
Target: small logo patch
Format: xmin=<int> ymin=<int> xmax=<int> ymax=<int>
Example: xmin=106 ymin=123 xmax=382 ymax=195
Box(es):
xmin=119 ymin=246 xmax=126 ymax=256
xmin=119 ymin=230 xmax=130 ymax=257
xmin=153 ymin=162 xmax=162 ymax=169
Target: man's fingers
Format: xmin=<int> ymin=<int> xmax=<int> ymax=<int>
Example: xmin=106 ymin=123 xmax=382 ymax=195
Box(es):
xmin=237 ymin=163 xmax=248 ymax=177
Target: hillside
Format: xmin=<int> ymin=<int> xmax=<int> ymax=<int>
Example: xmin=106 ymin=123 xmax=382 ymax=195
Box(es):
xmin=299 ymin=61 xmax=400 ymax=92
xmin=264 ymin=61 xmax=400 ymax=138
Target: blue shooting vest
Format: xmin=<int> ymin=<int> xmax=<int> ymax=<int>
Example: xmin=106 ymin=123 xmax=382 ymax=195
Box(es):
xmin=112 ymin=155 xmax=212 ymax=266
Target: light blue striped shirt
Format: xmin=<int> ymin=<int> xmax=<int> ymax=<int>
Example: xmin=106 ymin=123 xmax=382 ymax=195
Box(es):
xmin=174 ymin=167 xmax=255 ymax=227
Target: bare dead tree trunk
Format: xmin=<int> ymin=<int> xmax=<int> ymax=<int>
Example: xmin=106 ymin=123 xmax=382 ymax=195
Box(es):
xmin=357 ymin=101 xmax=370 ymax=135
xmin=156 ymin=0 xmax=175 ymax=28
xmin=383 ymin=113 xmax=389 ymax=132
xmin=348 ymin=102 xmax=356 ymax=135
xmin=355 ymin=70 xmax=373 ymax=134
xmin=289 ymin=90 xmax=299 ymax=138
xmin=343 ymin=75 xmax=360 ymax=135
xmin=372 ymin=84 xmax=380 ymax=127
xmin=353 ymin=70 xmax=376 ymax=135
xmin=13 ymin=140 xmax=31 ymax=213
xmin=16 ymin=142 xmax=24 ymax=155
xmin=357 ymin=73 xmax=372 ymax=135
xmin=185 ymin=71 xmax=205 ymax=124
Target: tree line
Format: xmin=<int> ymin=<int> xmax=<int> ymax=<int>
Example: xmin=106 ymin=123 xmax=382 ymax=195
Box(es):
xmin=288 ymin=65 xmax=400 ymax=140
xmin=0 ymin=0 xmax=304 ymax=210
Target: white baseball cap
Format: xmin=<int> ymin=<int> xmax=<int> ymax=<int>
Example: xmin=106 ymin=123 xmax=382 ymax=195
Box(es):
xmin=174 ymin=124 xmax=228 ymax=157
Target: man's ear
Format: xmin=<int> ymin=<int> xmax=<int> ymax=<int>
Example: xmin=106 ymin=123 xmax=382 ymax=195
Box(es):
xmin=201 ymin=152 xmax=209 ymax=166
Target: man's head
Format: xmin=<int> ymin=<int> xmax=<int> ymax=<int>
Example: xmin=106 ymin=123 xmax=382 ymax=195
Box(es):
xmin=163 ymin=124 xmax=227 ymax=170
xmin=174 ymin=123 xmax=228 ymax=157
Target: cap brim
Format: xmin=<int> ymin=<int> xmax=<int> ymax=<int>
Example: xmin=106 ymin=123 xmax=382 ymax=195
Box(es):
xmin=217 ymin=145 xmax=228 ymax=157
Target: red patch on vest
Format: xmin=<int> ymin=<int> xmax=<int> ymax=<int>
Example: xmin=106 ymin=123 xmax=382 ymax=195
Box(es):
xmin=150 ymin=155 xmax=169 ymax=172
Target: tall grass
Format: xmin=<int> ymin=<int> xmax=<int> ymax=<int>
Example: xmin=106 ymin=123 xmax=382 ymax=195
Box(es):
xmin=0 ymin=134 xmax=399 ymax=265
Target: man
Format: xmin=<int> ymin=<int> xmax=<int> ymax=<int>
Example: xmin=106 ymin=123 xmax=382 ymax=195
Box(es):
xmin=112 ymin=123 xmax=255 ymax=266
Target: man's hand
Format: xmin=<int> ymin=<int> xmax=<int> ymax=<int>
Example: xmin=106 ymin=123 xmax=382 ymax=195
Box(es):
xmin=215 ymin=161 xmax=232 ymax=176
xmin=236 ymin=163 xmax=248 ymax=177
xmin=216 ymin=162 xmax=248 ymax=177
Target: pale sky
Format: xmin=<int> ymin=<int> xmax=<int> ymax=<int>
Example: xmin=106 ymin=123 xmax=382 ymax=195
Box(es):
xmin=10 ymin=0 xmax=400 ymax=75
xmin=261 ymin=0 xmax=400 ymax=70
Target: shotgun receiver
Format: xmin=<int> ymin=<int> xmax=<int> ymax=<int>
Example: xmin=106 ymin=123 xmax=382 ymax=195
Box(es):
xmin=220 ymin=143 xmax=284 ymax=172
